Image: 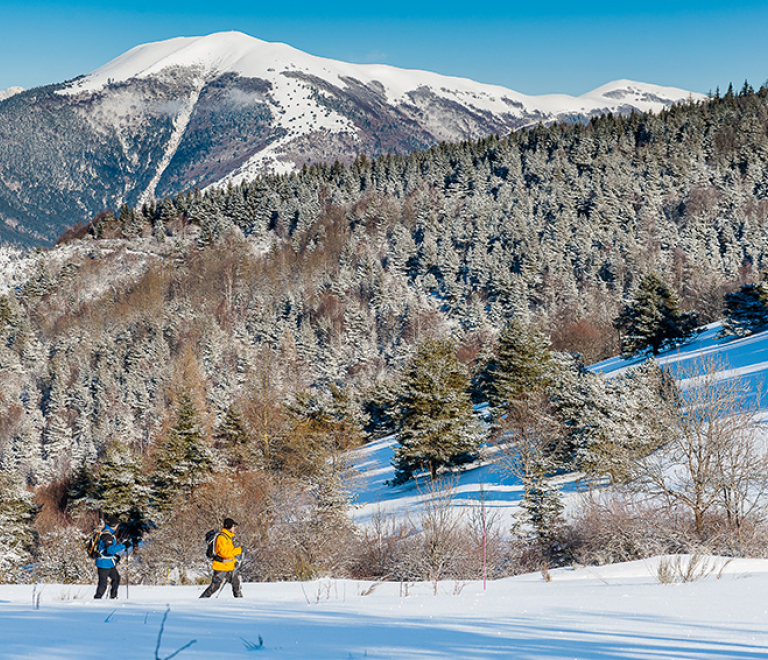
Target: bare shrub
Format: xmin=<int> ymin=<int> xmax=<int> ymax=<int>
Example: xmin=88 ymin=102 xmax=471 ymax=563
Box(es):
xmin=570 ymin=492 xmax=698 ymax=565
xmin=655 ymin=553 xmax=731 ymax=584
xmin=346 ymin=506 xmax=412 ymax=580
xmin=628 ymin=358 xmax=768 ymax=540
xmin=257 ymin=474 xmax=356 ymax=581
xmin=408 ymin=479 xmax=471 ymax=591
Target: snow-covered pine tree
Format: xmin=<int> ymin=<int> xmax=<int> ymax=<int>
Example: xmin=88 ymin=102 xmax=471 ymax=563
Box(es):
xmin=0 ymin=472 xmax=35 ymax=582
xmin=721 ymin=278 xmax=768 ymax=337
xmin=486 ymin=319 xmax=555 ymax=406
xmin=152 ymin=389 xmax=215 ymax=511
xmin=92 ymin=439 xmax=152 ymax=532
xmin=392 ymin=338 xmax=483 ymax=485
xmin=614 ymin=273 xmax=699 ymax=357
xmin=216 ymin=405 xmax=253 ymax=469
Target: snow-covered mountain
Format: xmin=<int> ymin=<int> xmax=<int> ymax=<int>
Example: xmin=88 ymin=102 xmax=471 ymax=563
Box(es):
xmin=0 ymin=86 xmax=23 ymax=102
xmin=0 ymin=31 xmax=704 ymax=246
xmin=63 ymin=32 xmax=701 ymax=188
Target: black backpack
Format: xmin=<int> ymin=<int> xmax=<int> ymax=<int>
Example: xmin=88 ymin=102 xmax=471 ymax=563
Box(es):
xmin=205 ymin=529 xmax=221 ymax=560
xmin=86 ymin=529 xmax=114 ymax=559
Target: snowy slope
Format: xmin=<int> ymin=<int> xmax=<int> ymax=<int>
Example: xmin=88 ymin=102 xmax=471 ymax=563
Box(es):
xmin=2 ymin=557 xmax=768 ymax=660
xmin=350 ymin=321 xmax=768 ymax=527
xmin=592 ymin=322 xmax=768 ymax=413
xmin=0 ymin=86 xmax=24 ymax=102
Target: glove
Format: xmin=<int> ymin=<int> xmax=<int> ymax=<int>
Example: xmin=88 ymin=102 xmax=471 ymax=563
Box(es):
xmin=123 ymin=539 xmax=133 ymax=550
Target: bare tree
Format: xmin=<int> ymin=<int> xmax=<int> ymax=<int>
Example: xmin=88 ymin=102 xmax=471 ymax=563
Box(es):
xmin=629 ymin=358 xmax=768 ymax=543
xmin=492 ymin=394 xmax=568 ymax=565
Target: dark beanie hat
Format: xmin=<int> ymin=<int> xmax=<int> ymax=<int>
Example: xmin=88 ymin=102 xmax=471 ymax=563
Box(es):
xmin=104 ymin=514 xmax=119 ymax=527
xmin=223 ymin=517 xmax=237 ymax=529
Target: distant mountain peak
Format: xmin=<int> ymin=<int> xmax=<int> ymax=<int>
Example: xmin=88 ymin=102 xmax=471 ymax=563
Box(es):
xmin=2 ymin=32 xmax=706 ymax=246
xmin=0 ymin=86 xmax=24 ymax=102
xmin=581 ymin=79 xmax=700 ymax=110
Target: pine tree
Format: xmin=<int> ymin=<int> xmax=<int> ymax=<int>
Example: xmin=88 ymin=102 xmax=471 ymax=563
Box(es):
xmin=92 ymin=440 xmax=152 ymax=534
xmin=152 ymin=389 xmax=215 ymax=511
xmin=216 ymin=405 xmax=252 ymax=469
xmin=721 ymin=278 xmax=768 ymax=337
xmin=0 ymin=472 xmax=35 ymax=582
xmin=276 ymin=386 xmax=362 ymax=478
xmin=614 ymin=273 xmax=699 ymax=357
xmin=486 ymin=319 xmax=555 ymax=405
xmin=392 ymin=338 xmax=483 ymax=484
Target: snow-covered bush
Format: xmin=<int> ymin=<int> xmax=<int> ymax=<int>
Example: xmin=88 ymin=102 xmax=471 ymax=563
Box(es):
xmin=0 ymin=473 xmax=35 ymax=583
xmin=35 ymin=526 xmax=92 ymax=584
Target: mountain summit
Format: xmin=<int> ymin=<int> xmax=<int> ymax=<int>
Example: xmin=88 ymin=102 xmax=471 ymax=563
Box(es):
xmin=1 ymin=31 xmax=702 ymax=245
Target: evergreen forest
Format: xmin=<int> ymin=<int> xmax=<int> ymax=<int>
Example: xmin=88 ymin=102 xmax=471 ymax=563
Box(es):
xmin=3 ymin=83 xmax=768 ymax=583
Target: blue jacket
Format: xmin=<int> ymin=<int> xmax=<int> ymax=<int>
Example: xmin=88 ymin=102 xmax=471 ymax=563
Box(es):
xmin=94 ymin=524 xmax=131 ymax=569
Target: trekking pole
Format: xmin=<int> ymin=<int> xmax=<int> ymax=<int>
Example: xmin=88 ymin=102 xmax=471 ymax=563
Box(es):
xmin=125 ymin=551 xmax=130 ymax=600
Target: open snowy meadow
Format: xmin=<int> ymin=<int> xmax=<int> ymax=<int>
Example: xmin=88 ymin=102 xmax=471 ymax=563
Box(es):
xmin=3 ymin=557 xmax=768 ymax=660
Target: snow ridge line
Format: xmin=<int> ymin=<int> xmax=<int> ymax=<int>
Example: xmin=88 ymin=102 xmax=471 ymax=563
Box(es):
xmin=137 ymin=82 xmax=203 ymax=206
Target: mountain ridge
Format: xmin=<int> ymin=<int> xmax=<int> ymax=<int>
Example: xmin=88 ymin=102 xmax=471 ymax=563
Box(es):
xmin=0 ymin=31 xmax=704 ymax=246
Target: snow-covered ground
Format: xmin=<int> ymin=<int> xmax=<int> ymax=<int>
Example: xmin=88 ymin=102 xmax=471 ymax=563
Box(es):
xmin=3 ymin=557 xmax=768 ymax=659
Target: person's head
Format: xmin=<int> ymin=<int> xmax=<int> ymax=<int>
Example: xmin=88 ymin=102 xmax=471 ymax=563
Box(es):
xmin=223 ymin=517 xmax=237 ymax=531
xmin=104 ymin=514 xmax=119 ymax=528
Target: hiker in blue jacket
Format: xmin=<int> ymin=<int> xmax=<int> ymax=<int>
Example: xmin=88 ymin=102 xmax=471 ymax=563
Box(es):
xmin=93 ymin=514 xmax=134 ymax=599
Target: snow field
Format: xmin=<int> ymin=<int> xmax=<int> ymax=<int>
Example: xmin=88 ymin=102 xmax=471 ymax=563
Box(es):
xmin=3 ymin=557 xmax=768 ymax=660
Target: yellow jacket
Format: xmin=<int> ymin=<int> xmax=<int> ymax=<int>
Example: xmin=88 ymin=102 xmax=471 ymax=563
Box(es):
xmin=211 ymin=528 xmax=242 ymax=572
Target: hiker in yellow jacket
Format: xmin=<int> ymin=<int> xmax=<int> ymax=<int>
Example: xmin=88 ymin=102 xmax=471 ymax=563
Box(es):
xmin=200 ymin=517 xmax=243 ymax=598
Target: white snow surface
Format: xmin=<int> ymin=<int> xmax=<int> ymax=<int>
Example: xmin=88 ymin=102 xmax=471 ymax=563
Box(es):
xmin=0 ymin=86 xmax=24 ymax=102
xmin=591 ymin=322 xmax=768 ymax=402
xmin=3 ymin=557 xmax=768 ymax=659
xmin=64 ymin=31 xmax=702 ymax=115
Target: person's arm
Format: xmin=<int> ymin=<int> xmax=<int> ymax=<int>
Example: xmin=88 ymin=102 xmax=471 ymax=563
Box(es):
xmin=99 ymin=531 xmax=127 ymax=557
xmin=215 ymin=535 xmax=242 ymax=563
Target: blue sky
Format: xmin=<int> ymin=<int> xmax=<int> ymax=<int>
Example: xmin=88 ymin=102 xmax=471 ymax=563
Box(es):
xmin=1 ymin=1 xmax=767 ymax=96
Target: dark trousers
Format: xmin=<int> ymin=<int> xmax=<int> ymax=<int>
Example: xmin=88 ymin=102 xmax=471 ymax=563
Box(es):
xmin=95 ymin=566 xmax=121 ymax=599
xmin=200 ymin=570 xmax=242 ymax=598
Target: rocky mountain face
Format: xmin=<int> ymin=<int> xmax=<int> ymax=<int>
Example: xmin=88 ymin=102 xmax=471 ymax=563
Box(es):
xmin=0 ymin=31 xmax=702 ymax=246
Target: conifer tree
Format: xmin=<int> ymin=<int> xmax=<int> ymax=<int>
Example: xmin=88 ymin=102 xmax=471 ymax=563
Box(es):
xmin=0 ymin=472 xmax=35 ymax=582
xmin=392 ymin=338 xmax=482 ymax=484
xmin=216 ymin=405 xmax=252 ymax=469
xmin=486 ymin=319 xmax=555 ymax=405
xmin=152 ymin=389 xmax=215 ymax=511
xmin=516 ymin=468 xmax=568 ymax=566
xmin=614 ymin=273 xmax=699 ymax=357
xmin=721 ymin=278 xmax=768 ymax=337
xmin=92 ymin=440 xmax=151 ymax=533
xmin=276 ymin=385 xmax=362 ymax=478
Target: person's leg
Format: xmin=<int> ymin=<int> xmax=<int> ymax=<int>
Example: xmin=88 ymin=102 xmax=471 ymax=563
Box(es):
xmin=109 ymin=567 xmax=121 ymax=599
xmin=199 ymin=571 xmax=224 ymax=598
xmin=231 ymin=571 xmax=242 ymax=597
xmin=95 ymin=567 xmax=110 ymax=598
